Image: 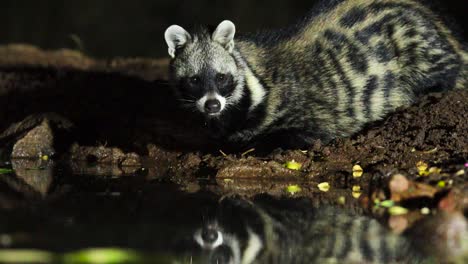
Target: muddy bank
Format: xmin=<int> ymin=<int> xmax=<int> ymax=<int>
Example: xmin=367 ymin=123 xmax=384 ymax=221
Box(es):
xmin=0 ymin=44 xmax=467 ymax=199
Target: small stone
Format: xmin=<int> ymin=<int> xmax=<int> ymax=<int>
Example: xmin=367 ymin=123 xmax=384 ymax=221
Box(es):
xmin=11 ymin=120 xmax=55 ymax=158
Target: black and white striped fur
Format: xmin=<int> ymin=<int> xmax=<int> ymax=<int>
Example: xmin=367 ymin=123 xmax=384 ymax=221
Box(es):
xmin=165 ymin=0 xmax=467 ymax=148
xmin=193 ymin=198 xmax=425 ymax=264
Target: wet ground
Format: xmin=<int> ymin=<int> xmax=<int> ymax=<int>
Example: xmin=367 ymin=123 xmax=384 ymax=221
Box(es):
xmin=0 ymin=45 xmax=467 ymax=263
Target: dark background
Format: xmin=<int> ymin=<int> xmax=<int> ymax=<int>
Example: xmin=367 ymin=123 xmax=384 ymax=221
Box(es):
xmin=1 ymin=0 xmax=466 ymax=59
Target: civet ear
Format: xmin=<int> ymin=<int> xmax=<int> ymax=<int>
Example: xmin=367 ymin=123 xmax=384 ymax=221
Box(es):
xmin=212 ymin=20 xmax=236 ymax=53
xmin=164 ymin=25 xmax=191 ymax=58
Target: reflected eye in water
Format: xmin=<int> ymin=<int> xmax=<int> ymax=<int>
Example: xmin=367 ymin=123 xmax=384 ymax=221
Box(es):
xmin=202 ymin=227 xmax=220 ymax=244
xmin=194 ymin=225 xmax=224 ymax=250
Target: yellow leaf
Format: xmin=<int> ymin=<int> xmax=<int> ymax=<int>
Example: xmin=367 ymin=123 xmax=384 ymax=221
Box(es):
xmin=388 ymin=206 xmax=409 ymax=215
xmin=338 ymin=196 xmax=346 ymax=205
xmin=352 ymin=191 xmax=362 ymax=199
xmin=352 ymin=165 xmax=363 ymax=178
xmin=317 ymin=182 xmax=330 ymax=192
xmin=286 ymin=185 xmax=302 ymax=195
xmin=284 ymin=160 xmax=302 ymax=170
xmin=419 ymin=170 xmax=430 ymax=176
xmin=428 ymin=167 xmax=441 ymax=174
xmin=416 ymin=161 xmax=429 ymax=176
xmin=351 ymin=185 xmax=362 ymax=199
xmin=437 ymin=181 xmax=446 ymax=188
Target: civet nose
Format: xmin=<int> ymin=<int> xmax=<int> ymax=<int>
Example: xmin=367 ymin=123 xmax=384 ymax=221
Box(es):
xmin=205 ymin=99 xmax=221 ymax=113
xmin=201 ymin=227 xmax=219 ymax=244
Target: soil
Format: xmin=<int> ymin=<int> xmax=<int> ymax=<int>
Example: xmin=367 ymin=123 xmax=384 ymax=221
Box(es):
xmin=0 ymin=44 xmax=467 ymax=201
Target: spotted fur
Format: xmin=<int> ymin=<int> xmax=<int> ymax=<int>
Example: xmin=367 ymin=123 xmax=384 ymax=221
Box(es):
xmin=165 ymin=0 xmax=467 ymax=148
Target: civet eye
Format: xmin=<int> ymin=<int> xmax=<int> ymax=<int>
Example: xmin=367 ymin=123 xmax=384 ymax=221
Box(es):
xmin=216 ymin=74 xmax=226 ymax=82
xmin=190 ymin=76 xmax=200 ymax=85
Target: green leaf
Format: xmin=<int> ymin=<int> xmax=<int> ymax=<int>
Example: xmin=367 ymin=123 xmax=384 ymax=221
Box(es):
xmin=379 ymin=200 xmax=395 ymax=208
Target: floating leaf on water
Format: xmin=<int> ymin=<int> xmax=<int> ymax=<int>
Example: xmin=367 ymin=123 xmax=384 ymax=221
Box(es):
xmin=352 ymin=165 xmax=363 ymax=178
xmin=352 ymin=186 xmax=362 ymax=198
xmin=352 ymin=191 xmax=362 ymax=199
xmin=428 ymin=167 xmax=441 ymax=174
xmin=41 ymin=155 xmax=49 ymax=161
xmin=64 ymin=248 xmax=139 ymax=264
xmin=223 ymin=179 xmax=234 ymax=183
xmin=284 ymin=160 xmax=302 ymax=171
xmin=317 ymin=182 xmax=330 ymax=192
xmin=338 ymin=196 xmax=346 ymax=205
xmin=379 ymin=200 xmax=395 ymax=208
xmin=388 ymin=206 xmax=409 ymax=216
xmin=0 ymin=249 xmax=54 ymax=263
xmin=420 ymin=207 xmax=430 ymax=215
xmin=455 ymin=169 xmax=465 ymax=176
xmin=286 ymin=185 xmax=302 ymax=195
xmin=0 ymin=168 xmax=13 ymax=174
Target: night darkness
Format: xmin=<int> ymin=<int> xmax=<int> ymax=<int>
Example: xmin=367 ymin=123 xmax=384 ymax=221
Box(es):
xmin=1 ymin=0 xmax=466 ymax=58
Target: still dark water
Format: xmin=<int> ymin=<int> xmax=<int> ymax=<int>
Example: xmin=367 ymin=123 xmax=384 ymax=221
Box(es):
xmin=0 ymin=159 xmax=466 ymax=263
